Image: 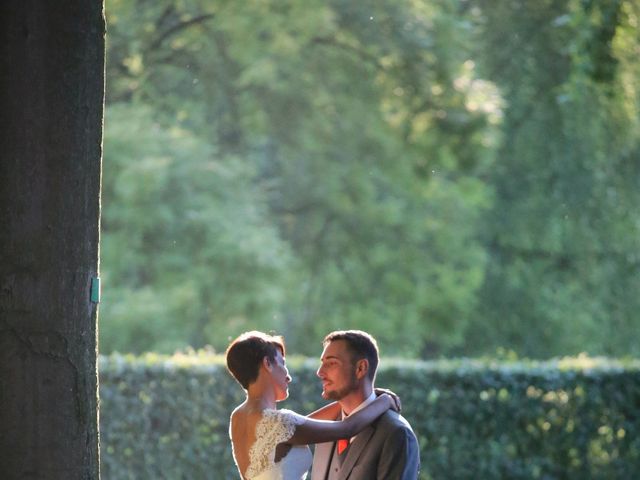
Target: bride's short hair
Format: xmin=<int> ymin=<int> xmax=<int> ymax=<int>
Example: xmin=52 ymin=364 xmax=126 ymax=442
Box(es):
xmin=225 ymin=331 xmax=286 ymax=389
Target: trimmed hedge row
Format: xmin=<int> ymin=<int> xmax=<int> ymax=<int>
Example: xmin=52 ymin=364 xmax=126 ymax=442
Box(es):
xmin=99 ymin=354 xmax=640 ymax=479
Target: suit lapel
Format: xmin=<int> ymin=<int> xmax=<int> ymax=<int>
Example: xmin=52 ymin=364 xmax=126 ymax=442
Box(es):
xmin=338 ymin=425 xmax=375 ymax=480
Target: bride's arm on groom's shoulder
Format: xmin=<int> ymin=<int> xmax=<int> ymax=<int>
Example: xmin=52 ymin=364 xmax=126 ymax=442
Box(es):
xmin=286 ymin=394 xmax=396 ymax=446
xmin=306 ymin=402 xmax=341 ymax=421
xmin=305 ymin=389 xmax=402 ymax=420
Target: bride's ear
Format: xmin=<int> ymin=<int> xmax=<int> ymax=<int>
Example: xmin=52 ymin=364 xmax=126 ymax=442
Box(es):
xmin=262 ymin=355 xmax=273 ymax=372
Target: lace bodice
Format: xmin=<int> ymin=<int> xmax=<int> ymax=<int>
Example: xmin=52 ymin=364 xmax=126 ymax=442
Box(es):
xmin=245 ymin=408 xmax=312 ymax=480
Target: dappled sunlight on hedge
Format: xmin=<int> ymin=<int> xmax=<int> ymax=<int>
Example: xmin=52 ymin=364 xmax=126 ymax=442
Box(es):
xmin=99 ymin=353 xmax=640 ymax=479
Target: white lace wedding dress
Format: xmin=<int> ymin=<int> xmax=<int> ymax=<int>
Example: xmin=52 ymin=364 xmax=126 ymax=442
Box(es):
xmin=244 ymin=409 xmax=312 ymax=480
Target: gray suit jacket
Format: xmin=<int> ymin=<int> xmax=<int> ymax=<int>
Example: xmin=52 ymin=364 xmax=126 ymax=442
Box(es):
xmin=310 ymin=410 xmax=420 ymax=480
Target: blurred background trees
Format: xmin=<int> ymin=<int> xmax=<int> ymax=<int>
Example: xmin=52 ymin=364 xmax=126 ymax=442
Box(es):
xmin=100 ymin=0 xmax=640 ymax=358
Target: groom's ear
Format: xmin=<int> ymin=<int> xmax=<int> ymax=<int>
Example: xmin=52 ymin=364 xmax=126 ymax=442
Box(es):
xmin=355 ymin=358 xmax=369 ymax=379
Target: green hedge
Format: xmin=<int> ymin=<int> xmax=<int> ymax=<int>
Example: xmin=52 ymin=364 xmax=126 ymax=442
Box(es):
xmin=99 ymin=354 xmax=640 ymax=479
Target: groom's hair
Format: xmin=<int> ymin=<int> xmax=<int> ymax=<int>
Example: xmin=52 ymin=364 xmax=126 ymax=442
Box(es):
xmin=323 ymin=330 xmax=379 ymax=382
xmin=225 ymin=331 xmax=286 ymax=389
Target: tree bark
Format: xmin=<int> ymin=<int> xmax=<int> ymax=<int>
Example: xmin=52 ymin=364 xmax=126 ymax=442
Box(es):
xmin=0 ymin=1 xmax=104 ymax=478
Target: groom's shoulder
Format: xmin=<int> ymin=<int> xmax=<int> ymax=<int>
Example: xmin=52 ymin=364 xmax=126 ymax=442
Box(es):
xmin=378 ymin=410 xmax=417 ymax=435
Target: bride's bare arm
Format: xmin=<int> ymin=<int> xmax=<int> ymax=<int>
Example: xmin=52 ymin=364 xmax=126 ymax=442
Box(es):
xmin=307 ymin=402 xmax=341 ymax=421
xmin=286 ymin=394 xmax=396 ymax=445
xmin=307 ymin=387 xmax=401 ymax=421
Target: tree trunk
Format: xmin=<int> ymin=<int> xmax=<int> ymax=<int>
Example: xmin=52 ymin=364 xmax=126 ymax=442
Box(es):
xmin=0 ymin=1 xmax=104 ymax=478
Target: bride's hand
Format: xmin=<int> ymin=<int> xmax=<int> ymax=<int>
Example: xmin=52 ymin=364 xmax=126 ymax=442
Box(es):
xmin=375 ymin=388 xmax=401 ymax=412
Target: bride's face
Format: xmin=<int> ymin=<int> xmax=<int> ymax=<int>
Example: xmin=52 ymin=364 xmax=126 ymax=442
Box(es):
xmin=271 ymin=349 xmax=292 ymax=401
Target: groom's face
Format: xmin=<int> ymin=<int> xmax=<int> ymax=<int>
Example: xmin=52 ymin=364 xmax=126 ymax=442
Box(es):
xmin=317 ymin=340 xmax=359 ymax=401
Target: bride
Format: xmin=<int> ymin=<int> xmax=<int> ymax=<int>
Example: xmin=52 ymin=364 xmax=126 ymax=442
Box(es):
xmin=225 ymin=331 xmax=399 ymax=480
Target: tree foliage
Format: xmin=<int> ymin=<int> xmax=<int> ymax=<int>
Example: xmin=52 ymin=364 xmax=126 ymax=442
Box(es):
xmin=101 ymin=0 xmax=640 ymax=358
xmin=465 ymin=0 xmax=640 ymax=357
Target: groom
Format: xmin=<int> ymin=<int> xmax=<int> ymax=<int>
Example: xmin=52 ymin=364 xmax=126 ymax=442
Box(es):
xmin=311 ymin=330 xmax=420 ymax=480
